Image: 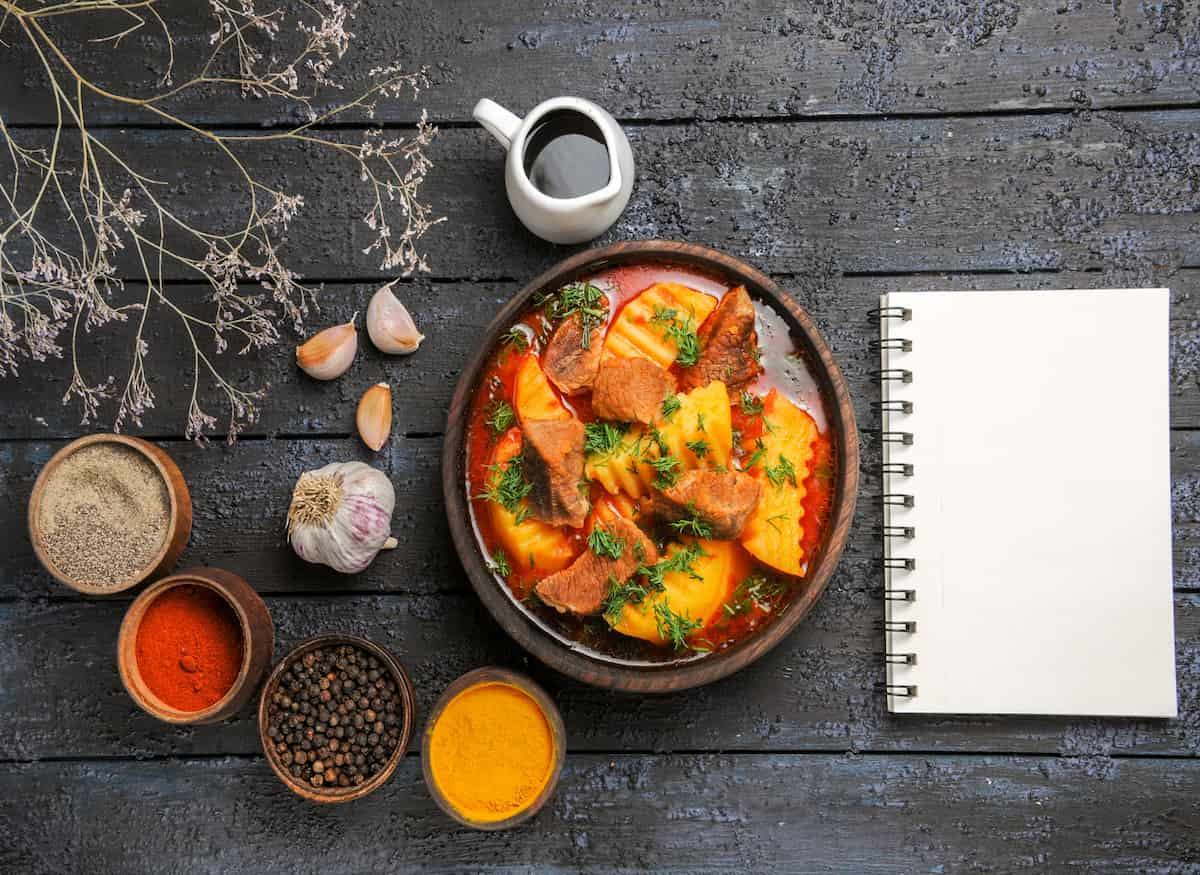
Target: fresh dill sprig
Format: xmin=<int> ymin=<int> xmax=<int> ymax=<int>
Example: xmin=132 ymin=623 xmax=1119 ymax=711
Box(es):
xmin=654 ymin=599 xmax=702 ymax=650
xmin=488 ymin=549 xmax=513 ymax=578
xmin=485 ymin=399 xmax=516 ymax=435
xmin=587 ymin=524 xmax=627 ymax=560
xmin=477 ymin=453 xmax=533 ymax=521
xmin=584 ymin=421 xmax=628 ymax=457
xmin=739 ymin=391 xmax=764 ymax=416
xmin=685 ymin=438 xmax=709 ymax=459
xmin=602 ymin=576 xmax=650 ymax=624
xmin=660 ymin=394 xmax=681 ymax=421
xmin=695 ymin=412 xmax=706 ymax=432
xmin=744 ymin=438 xmax=767 ymax=471
xmin=501 ymin=326 xmax=529 ymax=353
xmin=534 ymin=282 xmax=607 ymax=349
xmin=765 ymin=512 xmax=790 ymax=533
xmin=639 ymin=542 xmax=705 ymax=590
xmin=723 ymin=574 xmax=791 ymax=617
xmin=669 ymin=502 xmax=713 ymax=539
xmin=649 ymin=452 xmax=682 ymax=489
xmin=764 ymin=454 xmax=798 ymax=489
xmin=650 ymin=305 xmax=700 ymax=367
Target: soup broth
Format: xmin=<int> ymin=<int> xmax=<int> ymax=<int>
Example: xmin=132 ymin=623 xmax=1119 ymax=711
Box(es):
xmin=464 ymin=263 xmax=836 ymax=665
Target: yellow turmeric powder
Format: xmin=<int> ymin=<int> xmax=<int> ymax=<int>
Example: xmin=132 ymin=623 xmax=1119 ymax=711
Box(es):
xmin=427 ymin=682 xmax=556 ymax=823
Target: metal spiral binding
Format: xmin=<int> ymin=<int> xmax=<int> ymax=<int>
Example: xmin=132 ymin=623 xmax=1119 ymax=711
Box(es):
xmin=874 ymin=303 xmax=916 ymax=701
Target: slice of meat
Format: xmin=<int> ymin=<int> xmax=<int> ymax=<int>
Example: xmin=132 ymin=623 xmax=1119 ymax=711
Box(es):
xmin=678 ymin=286 xmax=762 ymax=391
xmin=537 ymin=516 xmax=659 ymax=615
xmin=591 ymin=357 xmax=676 ymax=424
xmin=652 ymin=469 xmax=763 ymax=539
xmin=522 ymin=417 xmax=590 ymax=528
xmin=542 ymin=312 xmax=605 ymax=395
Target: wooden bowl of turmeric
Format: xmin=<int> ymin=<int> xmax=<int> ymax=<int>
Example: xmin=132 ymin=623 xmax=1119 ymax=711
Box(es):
xmin=117 ymin=568 xmax=274 ymax=725
xmin=422 ymin=667 xmax=566 ymax=830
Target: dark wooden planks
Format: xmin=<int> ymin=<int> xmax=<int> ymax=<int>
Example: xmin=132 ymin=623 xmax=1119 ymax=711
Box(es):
xmin=1 ymin=582 xmax=1196 ymax=760
xmin=2 ymin=753 xmax=1198 ymax=873
xmin=2 ymin=429 xmax=1197 ymax=602
xmin=4 ymin=0 xmax=1200 ymax=127
xmin=6 ymin=111 xmax=1200 ymax=286
xmin=0 ymin=271 xmax=1197 ymax=441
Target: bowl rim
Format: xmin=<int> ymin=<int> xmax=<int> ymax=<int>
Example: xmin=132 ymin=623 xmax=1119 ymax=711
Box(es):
xmin=117 ymin=569 xmax=264 ymax=724
xmin=257 ymin=633 xmax=417 ymax=803
xmin=442 ymin=240 xmax=859 ymax=692
xmin=27 ymin=433 xmax=186 ymax=595
xmin=420 ymin=666 xmax=566 ymax=830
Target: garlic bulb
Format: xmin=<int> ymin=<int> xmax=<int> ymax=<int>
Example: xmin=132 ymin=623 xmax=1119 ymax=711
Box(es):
xmin=367 ymin=283 xmax=424 ymax=354
xmin=297 ymin=315 xmax=358 ymax=380
xmin=357 ymin=383 xmax=392 ymax=451
xmin=287 ymin=461 xmax=396 ymax=573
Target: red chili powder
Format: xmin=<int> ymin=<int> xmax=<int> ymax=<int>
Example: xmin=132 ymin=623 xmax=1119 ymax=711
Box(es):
xmin=135 ymin=585 xmax=244 ymax=712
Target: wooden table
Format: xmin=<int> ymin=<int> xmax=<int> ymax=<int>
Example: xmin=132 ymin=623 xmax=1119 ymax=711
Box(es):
xmin=2 ymin=2 xmax=1198 ymax=871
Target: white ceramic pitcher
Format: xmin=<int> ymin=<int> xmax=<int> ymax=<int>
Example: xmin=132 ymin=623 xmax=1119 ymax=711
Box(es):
xmin=473 ymin=96 xmax=634 ymax=245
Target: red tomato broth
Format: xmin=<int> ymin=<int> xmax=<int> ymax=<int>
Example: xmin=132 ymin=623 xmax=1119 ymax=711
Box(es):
xmin=464 ymin=263 xmax=838 ymax=664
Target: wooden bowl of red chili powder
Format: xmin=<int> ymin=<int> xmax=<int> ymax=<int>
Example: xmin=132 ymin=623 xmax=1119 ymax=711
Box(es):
xmin=118 ymin=568 xmax=274 ymax=724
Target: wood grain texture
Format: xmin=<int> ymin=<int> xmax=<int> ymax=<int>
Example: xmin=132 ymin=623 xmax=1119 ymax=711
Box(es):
xmin=2 ymin=753 xmax=1198 ymax=873
xmin=0 ymin=271 xmax=1195 ymax=441
xmin=1 ymin=586 xmax=1196 ymax=761
xmin=6 ymin=111 xmax=1200 ymax=285
xmin=3 ymin=0 xmax=1199 ymax=126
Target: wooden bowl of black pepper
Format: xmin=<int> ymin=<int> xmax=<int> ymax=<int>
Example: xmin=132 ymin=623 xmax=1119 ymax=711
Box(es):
xmin=28 ymin=433 xmax=192 ymax=595
xmin=258 ymin=634 xmax=416 ymax=803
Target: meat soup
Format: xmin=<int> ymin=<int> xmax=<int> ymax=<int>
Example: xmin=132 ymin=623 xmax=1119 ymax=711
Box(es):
xmin=464 ymin=263 xmax=836 ymax=664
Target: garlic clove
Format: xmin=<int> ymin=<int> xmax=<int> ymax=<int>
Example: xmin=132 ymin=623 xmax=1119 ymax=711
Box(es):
xmin=357 ymin=382 xmax=392 ymax=451
xmin=366 ymin=283 xmax=424 ymax=355
xmin=297 ymin=315 xmax=358 ymax=380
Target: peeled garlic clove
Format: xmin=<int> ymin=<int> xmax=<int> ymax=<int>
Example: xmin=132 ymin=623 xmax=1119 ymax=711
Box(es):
xmin=297 ymin=315 xmax=358 ymax=380
xmin=357 ymin=382 xmax=392 ymax=451
xmin=367 ymin=283 xmax=424 ymax=355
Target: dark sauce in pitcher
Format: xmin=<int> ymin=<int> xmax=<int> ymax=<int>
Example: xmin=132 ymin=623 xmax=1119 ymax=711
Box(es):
xmin=522 ymin=110 xmax=610 ymax=199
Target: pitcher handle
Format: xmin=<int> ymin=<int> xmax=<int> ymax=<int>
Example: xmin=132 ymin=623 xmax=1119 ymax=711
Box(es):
xmin=472 ymin=99 xmax=523 ymax=152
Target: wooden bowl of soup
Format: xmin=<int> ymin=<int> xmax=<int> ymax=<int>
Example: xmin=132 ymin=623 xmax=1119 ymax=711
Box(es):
xmin=442 ymin=240 xmax=858 ymax=692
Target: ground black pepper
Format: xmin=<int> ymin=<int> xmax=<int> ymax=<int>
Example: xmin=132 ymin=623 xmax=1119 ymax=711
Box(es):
xmin=266 ymin=643 xmax=403 ymax=790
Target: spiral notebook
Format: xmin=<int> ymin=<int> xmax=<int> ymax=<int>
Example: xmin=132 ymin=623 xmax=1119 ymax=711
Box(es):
xmin=877 ymin=288 xmax=1177 ymax=717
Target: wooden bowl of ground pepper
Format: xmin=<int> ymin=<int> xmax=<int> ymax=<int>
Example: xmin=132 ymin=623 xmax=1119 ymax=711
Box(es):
xmin=28 ymin=433 xmax=192 ymax=595
xmin=117 ymin=568 xmax=274 ymax=725
xmin=258 ymin=635 xmax=416 ymax=803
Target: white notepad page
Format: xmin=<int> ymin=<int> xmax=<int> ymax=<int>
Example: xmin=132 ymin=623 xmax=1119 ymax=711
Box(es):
xmin=881 ymin=289 xmax=1176 ymax=716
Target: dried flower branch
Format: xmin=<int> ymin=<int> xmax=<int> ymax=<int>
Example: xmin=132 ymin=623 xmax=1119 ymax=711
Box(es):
xmin=0 ymin=0 xmax=443 ymax=440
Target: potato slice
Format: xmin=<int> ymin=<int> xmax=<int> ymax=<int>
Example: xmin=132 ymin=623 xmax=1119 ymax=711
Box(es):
xmin=514 ymin=353 xmax=570 ymax=424
xmin=739 ymin=391 xmax=818 ymax=576
xmin=610 ymin=540 xmax=740 ymax=646
xmin=603 ymin=282 xmax=718 ymax=369
xmin=584 ymin=425 xmax=657 ymax=499
xmin=485 ymin=429 xmax=575 ymax=575
xmin=656 ymin=380 xmax=732 ymax=470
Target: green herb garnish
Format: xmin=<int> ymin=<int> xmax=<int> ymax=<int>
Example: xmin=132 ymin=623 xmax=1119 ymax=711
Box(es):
xmin=584 ymin=421 xmax=628 ymax=457
xmin=654 ymin=599 xmax=702 ymax=650
xmin=501 ymin=326 xmax=529 ymax=353
xmin=587 ymin=524 xmax=626 ymax=560
xmin=488 ymin=549 xmax=512 ymax=578
xmin=764 ymin=454 xmax=798 ymax=489
xmin=650 ymin=305 xmax=700 ymax=367
xmin=660 ymin=394 xmax=681 ymax=420
xmin=723 ymin=574 xmax=791 ymax=617
xmin=602 ymin=576 xmax=650 ymax=624
xmin=639 ymin=542 xmax=705 ymax=590
xmin=477 ymin=453 xmax=533 ymax=521
xmin=534 ymin=282 xmax=607 ymax=349
xmin=739 ymin=391 xmax=763 ymax=416
xmin=649 ymin=452 xmax=682 ymax=489
xmin=685 ymin=438 xmax=710 ymax=459
xmin=669 ymin=502 xmax=713 ymax=539
xmin=744 ymin=438 xmax=767 ymax=471
xmin=765 ymin=512 xmax=790 ymax=533
xmin=485 ymin=399 xmax=516 ymax=435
